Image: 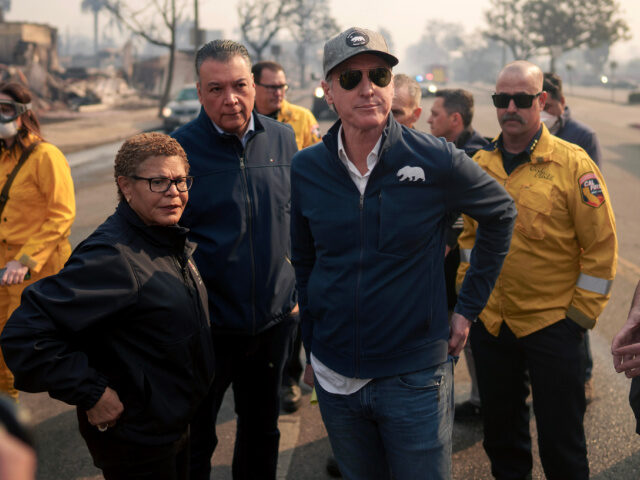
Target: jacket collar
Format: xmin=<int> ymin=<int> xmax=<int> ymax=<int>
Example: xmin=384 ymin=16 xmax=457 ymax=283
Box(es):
xmin=196 ymin=108 xmax=264 ymax=146
xmin=116 ymin=201 xmax=194 ymax=255
xmin=322 ymin=114 xmax=401 ymax=165
xmin=482 ymin=124 xmax=559 ymax=172
xmin=278 ymin=99 xmax=293 ymax=122
xmin=559 ymin=105 xmax=572 ymax=130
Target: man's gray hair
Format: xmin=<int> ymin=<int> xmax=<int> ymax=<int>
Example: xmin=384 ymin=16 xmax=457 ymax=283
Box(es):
xmin=394 ymin=74 xmax=421 ymax=108
xmin=195 ymin=40 xmax=252 ymax=77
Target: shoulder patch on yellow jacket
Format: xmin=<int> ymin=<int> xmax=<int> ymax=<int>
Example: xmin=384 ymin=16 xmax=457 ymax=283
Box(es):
xmin=578 ymin=172 xmax=605 ymax=208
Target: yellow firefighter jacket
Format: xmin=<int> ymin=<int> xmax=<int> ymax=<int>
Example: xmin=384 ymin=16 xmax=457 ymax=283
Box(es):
xmin=456 ymin=125 xmax=617 ymax=337
xmin=0 ymin=136 xmax=75 ymax=273
xmin=277 ymin=99 xmax=321 ymax=150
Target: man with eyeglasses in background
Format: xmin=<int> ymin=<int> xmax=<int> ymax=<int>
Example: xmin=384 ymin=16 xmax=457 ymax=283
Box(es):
xmin=172 ymin=40 xmax=299 ymax=480
xmin=252 ymin=61 xmax=321 ymax=151
xmin=291 ymin=27 xmax=516 ymax=479
xmin=457 ymin=61 xmax=617 ymax=480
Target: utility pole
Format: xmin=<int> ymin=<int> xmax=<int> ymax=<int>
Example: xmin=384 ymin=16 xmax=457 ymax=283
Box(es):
xmin=194 ymin=0 xmax=200 ymax=56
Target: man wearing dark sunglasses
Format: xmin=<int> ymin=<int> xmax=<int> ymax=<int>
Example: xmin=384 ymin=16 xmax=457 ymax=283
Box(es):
xmin=457 ymin=61 xmax=617 ymax=480
xmin=290 ymin=27 xmax=517 ymax=480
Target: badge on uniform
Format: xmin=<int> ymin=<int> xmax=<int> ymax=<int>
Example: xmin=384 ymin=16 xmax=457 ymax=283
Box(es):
xmin=578 ymin=172 xmax=605 ymax=208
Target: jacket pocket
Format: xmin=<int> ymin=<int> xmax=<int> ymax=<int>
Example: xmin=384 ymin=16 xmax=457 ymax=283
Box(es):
xmin=378 ymin=185 xmax=433 ymax=257
xmin=515 ymin=183 xmax=553 ymax=240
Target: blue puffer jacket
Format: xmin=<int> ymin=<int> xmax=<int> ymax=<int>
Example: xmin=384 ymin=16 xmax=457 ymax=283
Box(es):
xmin=291 ymin=117 xmax=516 ymax=378
xmin=173 ymin=109 xmax=298 ymax=335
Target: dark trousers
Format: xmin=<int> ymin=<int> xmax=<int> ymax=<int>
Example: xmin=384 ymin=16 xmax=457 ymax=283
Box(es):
xmin=471 ymin=319 xmax=588 ymax=480
xmin=189 ymin=316 xmax=296 ymax=480
xmin=78 ymin=410 xmax=189 ymax=480
xmin=282 ymin=314 xmax=303 ymax=387
xmin=583 ymin=331 xmax=593 ymax=381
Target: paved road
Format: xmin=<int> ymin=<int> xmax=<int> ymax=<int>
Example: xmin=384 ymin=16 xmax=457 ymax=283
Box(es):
xmin=19 ymin=89 xmax=640 ymax=479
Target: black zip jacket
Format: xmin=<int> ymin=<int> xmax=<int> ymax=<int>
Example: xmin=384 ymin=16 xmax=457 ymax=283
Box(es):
xmin=173 ymin=109 xmax=298 ymax=335
xmin=0 ymin=202 xmax=215 ymax=446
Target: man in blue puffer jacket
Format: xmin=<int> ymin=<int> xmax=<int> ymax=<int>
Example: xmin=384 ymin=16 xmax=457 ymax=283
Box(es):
xmin=172 ymin=40 xmax=298 ymax=480
xmin=291 ymin=27 xmax=517 ymax=479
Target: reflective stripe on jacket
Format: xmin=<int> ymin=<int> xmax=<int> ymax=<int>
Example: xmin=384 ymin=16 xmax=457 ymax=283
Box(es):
xmin=456 ymin=124 xmax=617 ymax=337
xmin=278 ymin=99 xmax=321 ymax=150
xmin=0 ymin=137 xmax=75 ymax=273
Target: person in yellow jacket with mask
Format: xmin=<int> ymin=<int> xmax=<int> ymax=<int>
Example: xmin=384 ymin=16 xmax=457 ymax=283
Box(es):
xmin=456 ymin=62 xmax=616 ymax=480
xmin=0 ymin=82 xmax=75 ymax=400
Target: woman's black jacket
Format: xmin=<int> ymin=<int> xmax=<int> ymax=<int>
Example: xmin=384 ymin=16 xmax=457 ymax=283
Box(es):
xmin=0 ymin=201 xmax=215 ymax=445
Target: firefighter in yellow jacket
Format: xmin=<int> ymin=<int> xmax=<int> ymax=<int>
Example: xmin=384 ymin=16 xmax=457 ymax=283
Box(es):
xmin=456 ymin=62 xmax=616 ymax=480
xmin=252 ymin=61 xmax=321 ymax=150
xmin=0 ymin=83 xmax=75 ymax=400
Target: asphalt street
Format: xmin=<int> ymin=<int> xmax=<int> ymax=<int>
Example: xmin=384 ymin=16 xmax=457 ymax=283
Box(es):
xmin=16 ymin=86 xmax=640 ymax=479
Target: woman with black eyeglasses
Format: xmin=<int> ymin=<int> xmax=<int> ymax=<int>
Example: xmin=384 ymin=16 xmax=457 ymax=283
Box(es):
xmin=0 ymin=82 xmax=75 ymax=401
xmin=1 ymin=132 xmax=215 ymax=480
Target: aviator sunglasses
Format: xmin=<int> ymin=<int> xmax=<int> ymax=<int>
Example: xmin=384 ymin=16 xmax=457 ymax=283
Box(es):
xmin=338 ymin=67 xmax=392 ymax=91
xmin=491 ymin=92 xmax=542 ymax=109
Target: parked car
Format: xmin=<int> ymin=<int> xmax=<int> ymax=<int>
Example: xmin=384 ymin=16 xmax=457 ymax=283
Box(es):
xmin=419 ymin=81 xmax=439 ymax=97
xmin=162 ymin=86 xmax=200 ymax=132
xmin=311 ymin=86 xmax=338 ymax=121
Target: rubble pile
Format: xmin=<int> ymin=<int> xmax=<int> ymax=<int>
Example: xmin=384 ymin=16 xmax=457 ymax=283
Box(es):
xmin=0 ymin=62 xmax=146 ymax=113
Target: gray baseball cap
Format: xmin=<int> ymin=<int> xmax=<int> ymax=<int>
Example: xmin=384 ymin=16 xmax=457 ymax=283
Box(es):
xmin=323 ymin=27 xmax=399 ymax=78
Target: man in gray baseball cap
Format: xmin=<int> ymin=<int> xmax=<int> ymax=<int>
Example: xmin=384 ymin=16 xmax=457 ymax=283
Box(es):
xmin=291 ymin=27 xmax=516 ymax=479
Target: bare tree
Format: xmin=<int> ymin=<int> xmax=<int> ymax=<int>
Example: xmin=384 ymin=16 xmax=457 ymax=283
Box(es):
xmin=237 ymin=0 xmax=290 ymax=61
xmin=102 ymin=0 xmax=188 ymax=114
xmin=483 ymin=0 xmax=537 ymax=61
xmin=525 ymin=0 xmax=630 ymax=72
xmin=81 ymin=0 xmax=106 ymax=68
xmin=286 ymin=0 xmax=339 ymax=86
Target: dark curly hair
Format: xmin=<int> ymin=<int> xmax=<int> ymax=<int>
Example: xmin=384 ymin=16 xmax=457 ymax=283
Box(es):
xmin=0 ymin=82 xmax=43 ymax=150
xmin=114 ymin=132 xmax=189 ymax=202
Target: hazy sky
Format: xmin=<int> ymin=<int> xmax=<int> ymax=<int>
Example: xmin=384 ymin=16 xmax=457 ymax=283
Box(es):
xmin=8 ymin=0 xmax=640 ymax=63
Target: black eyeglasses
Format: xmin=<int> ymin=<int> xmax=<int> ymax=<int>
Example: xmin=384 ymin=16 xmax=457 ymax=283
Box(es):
xmin=338 ymin=67 xmax=392 ymax=91
xmin=130 ymin=176 xmax=194 ymax=193
xmin=257 ymin=83 xmax=289 ymax=92
xmin=492 ymin=92 xmax=542 ymax=109
xmin=0 ymin=100 xmax=30 ymax=123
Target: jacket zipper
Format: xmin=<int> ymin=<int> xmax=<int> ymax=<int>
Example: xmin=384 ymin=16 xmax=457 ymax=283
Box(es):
xmin=239 ymin=144 xmax=257 ymax=334
xmin=173 ymin=254 xmax=201 ymax=327
xmin=354 ymin=193 xmax=365 ymax=376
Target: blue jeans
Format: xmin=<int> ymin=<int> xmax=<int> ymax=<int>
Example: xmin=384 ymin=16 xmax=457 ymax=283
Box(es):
xmin=315 ymin=358 xmax=454 ymax=480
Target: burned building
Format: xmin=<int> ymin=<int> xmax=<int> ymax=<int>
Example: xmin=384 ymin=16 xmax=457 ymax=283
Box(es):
xmin=0 ymin=21 xmax=59 ymax=71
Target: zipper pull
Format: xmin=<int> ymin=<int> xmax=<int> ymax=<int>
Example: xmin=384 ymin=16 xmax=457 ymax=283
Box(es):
xmin=239 ymin=155 xmax=245 ymax=169
xmin=359 ymin=194 xmax=364 ymax=210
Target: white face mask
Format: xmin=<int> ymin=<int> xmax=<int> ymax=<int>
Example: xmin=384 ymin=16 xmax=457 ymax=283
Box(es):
xmin=540 ymin=111 xmax=560 ymax=134
xmin=0 ymin=121 xmax=17 ymax=140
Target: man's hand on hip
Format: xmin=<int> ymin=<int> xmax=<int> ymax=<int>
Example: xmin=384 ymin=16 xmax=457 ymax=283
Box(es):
xmin=448 ymin=313 xmax=472 ymax=356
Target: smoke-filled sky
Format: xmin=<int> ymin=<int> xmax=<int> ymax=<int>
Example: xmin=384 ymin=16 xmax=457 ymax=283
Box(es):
xmin=8 ymin=0 xmax=640 ymax=63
